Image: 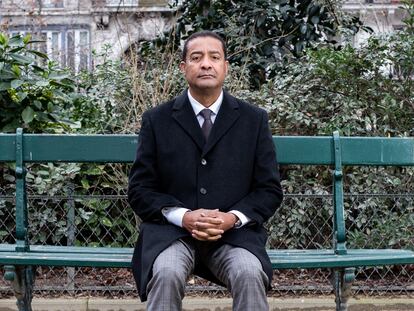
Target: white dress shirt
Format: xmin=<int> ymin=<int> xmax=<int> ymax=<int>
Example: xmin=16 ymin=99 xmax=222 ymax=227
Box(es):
xmin=161 ymin=89 xmax=251 ymax=228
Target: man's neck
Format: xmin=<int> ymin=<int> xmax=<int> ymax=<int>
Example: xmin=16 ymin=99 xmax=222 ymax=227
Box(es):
xmin=188 ymin=88 xmax=222 ymax=108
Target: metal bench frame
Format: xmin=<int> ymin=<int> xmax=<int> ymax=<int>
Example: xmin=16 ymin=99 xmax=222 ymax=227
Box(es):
xmin=1 ymin=128 xmax=413 ymax=311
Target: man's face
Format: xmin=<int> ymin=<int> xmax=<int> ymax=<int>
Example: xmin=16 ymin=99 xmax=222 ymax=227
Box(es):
xmin=180 ymin=36 xmax=229 ymax=93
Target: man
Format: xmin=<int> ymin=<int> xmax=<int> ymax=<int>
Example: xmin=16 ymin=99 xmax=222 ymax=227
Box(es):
xmin=128 ymin=30 xmax=283 ymax=311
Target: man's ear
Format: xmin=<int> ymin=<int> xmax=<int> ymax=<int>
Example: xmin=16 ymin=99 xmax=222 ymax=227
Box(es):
xmin=179 ymin=61 xmax=186 ymax=73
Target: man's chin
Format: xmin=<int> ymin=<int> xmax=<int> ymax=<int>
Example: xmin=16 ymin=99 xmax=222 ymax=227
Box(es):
xmin=194 ymin=82 xmax=219 ymax=90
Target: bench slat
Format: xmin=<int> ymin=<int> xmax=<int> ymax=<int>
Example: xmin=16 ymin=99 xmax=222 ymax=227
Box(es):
xmin=275 ymin=136 xmax=414 ymax=165
xmin=1 ymin=133 xmax=413 ymax=165
xmin=0 ymin=247 xmax=412 ymax=269
xmin=22 ymin=135 xmax=138 ymax=163
xmin=0 ymin=134 xmax=15 ymax=161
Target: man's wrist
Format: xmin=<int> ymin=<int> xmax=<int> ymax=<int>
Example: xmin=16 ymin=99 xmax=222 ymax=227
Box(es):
xmin=229 ymin=210 xmax=249 ymax=228
xmin=228 ymin=212 xmax=241 ymax=228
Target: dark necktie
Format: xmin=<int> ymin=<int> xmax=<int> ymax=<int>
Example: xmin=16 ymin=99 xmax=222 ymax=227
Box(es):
xmin=199 ymin=109 xmax=213 ymax=141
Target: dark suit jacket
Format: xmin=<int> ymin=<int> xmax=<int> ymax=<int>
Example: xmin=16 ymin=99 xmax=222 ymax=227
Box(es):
xmin=128 ymin=90 xmax=283 ymax=301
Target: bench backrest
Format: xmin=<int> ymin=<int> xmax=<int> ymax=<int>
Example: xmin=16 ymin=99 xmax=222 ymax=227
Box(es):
xmin=1 ymin=129 xmax=413 ymax=254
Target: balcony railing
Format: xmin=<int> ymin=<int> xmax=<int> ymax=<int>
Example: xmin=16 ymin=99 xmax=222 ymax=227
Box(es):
xmin=91 ymin=0 xmax=171 ymax=12
xmin=95 ymin=0 xmax=170 ymax=7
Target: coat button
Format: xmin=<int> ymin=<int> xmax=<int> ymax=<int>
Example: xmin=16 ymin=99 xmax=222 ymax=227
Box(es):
xmin=200 ymin=188 xmax=207 ymax=195
xmin=201 ymin=158 xmax=207 ymax=165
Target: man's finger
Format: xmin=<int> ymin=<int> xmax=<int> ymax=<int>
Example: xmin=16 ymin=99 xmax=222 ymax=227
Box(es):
xmin=191 ymin=229 xmax=222 ymax=241
xmin=201 ymin=209 xmax=220 ymax=217
xmin=197 ymin=217 xmax=223 ymax=225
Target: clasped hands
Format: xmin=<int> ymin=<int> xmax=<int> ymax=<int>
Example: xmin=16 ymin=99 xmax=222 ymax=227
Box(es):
xmin=182 ymin=209 xmax=238 ymax=241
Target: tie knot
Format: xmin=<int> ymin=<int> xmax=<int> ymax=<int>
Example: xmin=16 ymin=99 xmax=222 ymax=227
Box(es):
xmin=199 ymin=109 xmax=212 ymax=121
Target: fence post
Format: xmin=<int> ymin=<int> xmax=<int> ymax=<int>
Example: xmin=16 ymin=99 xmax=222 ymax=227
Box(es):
xmin=66 ymin=182 xmax=75 ymax=292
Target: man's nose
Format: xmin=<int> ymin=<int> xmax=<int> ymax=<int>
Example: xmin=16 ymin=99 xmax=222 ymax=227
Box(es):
xmin=200 ymin=56 xmax=212 ymax=69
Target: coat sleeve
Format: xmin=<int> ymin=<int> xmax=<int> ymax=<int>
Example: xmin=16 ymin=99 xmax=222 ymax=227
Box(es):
xmin=230 ymin=110 xmax=283 ymax=226
xmin=128 ymin=111 xmax=185 ymax=223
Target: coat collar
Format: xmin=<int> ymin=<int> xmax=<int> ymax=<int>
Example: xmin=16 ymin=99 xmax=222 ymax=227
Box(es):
xmin=172 ymin=89 xmax=240 ymax=155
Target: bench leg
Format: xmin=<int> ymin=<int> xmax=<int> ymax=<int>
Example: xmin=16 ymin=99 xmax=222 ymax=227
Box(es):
xmin=4 ymin=265 xmax=36 ymax=311
xmin=332 ymin=268 xmax=355 ymax=311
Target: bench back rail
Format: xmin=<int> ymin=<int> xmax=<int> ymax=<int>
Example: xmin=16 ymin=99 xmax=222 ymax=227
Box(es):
xmin=1 ymin=129 xmax=413 ymax=256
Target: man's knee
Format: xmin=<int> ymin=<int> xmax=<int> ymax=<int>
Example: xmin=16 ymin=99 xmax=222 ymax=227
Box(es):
xmin=232 ymin=264 xmax=267 ymax=284
xmin=152 ymin=264 xmax=188 ymax=285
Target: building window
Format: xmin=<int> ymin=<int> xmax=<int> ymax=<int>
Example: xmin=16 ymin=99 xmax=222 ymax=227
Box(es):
xmin=106 ymin=0 xmax=138 ymax=6
xmin=8 ymin=26 xmax=91 ymax=73
xmin=42 ymin=0 xmax=64 ymax=8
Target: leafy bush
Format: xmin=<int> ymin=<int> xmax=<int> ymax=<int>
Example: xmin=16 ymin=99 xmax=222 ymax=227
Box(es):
xmin=0 ymin=33 xmax=77 ymax=133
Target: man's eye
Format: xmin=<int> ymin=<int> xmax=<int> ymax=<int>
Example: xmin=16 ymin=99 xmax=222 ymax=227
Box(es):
xmin=191 ymin=56 xmax=200 ymax=61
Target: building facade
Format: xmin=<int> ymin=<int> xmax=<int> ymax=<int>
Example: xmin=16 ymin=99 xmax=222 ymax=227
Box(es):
xmin=0 ymin=0 xmax=174 ymax=72
xmin=343 ymin=0 xmax=407 ymax=45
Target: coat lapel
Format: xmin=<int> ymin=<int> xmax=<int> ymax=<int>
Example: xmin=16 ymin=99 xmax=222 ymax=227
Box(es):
xmin=202 ymin=91 xmax=240 ymax=156
xmin=172 ymin=91 xmax=205 ymax=150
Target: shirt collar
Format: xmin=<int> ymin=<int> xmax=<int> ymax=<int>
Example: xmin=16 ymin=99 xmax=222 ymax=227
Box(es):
xmin=187 ymin=89 xmax=223 ymax=116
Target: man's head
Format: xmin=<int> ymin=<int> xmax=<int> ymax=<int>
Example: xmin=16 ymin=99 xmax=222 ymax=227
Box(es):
xmin=180 ymin=31 xmax=229 ymax=99
xmin=181 ymin=31 xmax=227 ymax=61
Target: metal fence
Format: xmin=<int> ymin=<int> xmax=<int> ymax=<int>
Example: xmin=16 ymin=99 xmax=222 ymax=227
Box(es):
xmin=0 ymin=166 xmax=413 ymax=298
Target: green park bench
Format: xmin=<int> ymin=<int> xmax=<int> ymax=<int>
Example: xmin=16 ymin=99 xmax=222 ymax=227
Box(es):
xmin=0 ymin=128 xmax=413 ymax=311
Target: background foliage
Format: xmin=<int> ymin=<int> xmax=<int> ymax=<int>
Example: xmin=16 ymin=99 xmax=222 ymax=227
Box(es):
xmin=144 ymin=0 xmax=369 ymax=88
xmin=0 ymin=1 xmax=413 ymax=250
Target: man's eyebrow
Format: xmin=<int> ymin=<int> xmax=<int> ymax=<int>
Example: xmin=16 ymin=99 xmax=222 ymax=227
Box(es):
xmin=189 ymin=50 xmax=222 ymax=55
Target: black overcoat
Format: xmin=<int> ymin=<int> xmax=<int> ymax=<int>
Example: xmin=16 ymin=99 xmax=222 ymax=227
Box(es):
xmin=128 ymin=90 xmax=283 ymax=301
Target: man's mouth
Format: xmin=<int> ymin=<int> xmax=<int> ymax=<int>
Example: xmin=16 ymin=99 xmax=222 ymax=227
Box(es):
xmin=198 ymin=74 xmax=215 ymax=78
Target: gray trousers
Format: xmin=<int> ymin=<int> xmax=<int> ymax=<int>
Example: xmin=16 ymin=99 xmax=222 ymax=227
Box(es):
xmin=146 ymin=238 xmax=269 ymax=311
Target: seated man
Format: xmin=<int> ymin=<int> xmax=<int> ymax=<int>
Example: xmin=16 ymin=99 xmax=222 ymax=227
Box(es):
xmin=128 ymin=30 xmax=283 ymax=311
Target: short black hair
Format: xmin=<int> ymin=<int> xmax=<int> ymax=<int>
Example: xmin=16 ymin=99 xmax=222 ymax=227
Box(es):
xmin=181 ymin=31 xmax=227 ymax=61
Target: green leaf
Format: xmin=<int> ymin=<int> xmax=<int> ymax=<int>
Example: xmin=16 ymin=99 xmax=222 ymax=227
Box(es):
xmin=9 ymin=47 xmax=24 ymax=53
xmin=81 ymin=179 xmax=90 ymax=189
xmin=101 ymin=217 xmax=113 ymax=227
xmin=300 ymin=23 xmax=308 ymax=34
xmin=17 ymin=92 xmax=27 ymax=101
xmin=35 ymin=80 xmax=49 ymax=87
xmin=9 ymin=36 xmax=23 ymax=47
xmin=22 ymin=106 xmax=35 ymax=123
xmin=84 ymin=167 xmax=103 ymax=175
xmin=9 ymin=53 xmax=35 ymax=65
xmin=11 ymin=79 xmax=24 ymax=89
xmin=11 ymin=65 xmax=21 ymax=77
xmin=256 ymin=14 xmax=266 ymax=27
xmin=49 ymin=72 xmax=70 ymax=80
xmin=47 ymin=102 xmax=54 ymax=112
xmin=32 ymin=65 xmax=46 ymax=73
xmin=33 ymin=100 xmax=43 ymax=109
xmin=0 ymin=33 xmax=8 ymax=46
xmin=0 ymin=82 xmax=11 ymax=91
xmin=28 ymin=50 xmax=49 ymax=60
xmin=311 ymin=16 xmax=320 ymax=25
xmin=23 ymin=34 xmax=32 ymax=44
xmin=37 ymin=170 xmax=50 ymax=176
